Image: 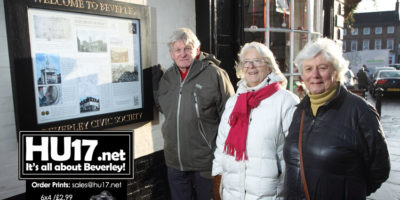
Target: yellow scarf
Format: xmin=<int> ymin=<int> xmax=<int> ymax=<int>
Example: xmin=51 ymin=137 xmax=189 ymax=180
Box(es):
xmin=309 ymin=82 xmax=339 ymax=116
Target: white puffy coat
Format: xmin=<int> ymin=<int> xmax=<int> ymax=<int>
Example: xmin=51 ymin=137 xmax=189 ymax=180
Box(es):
xmin=212 ymin=73 xmax=299 ymax=200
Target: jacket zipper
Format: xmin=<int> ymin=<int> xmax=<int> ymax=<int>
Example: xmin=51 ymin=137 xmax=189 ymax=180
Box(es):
xmin=175 ymin=64 xmax=193 ymax=171
xmin=193 ymin=92 xmax=212 ymax=149
xmin=242 ymin=109 xmax=253 ymax=199
xmin=311 ymin=110 xmax=316 ymax=130
xmin=177 ymin=82 xmax=184 ymax=170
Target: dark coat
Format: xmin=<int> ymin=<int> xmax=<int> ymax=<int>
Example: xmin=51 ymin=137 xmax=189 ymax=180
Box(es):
xmin=357 ymin=69 xmax=369 ymax=89
xmin=283 ymin=85 xmax=390 ymax=200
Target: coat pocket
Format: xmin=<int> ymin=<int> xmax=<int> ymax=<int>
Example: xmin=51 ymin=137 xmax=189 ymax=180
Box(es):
xmin=194 ymin=91 xmax=212 ymax=150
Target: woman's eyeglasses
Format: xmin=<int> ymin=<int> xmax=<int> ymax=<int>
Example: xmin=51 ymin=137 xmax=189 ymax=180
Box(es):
xmin=242 ymin=59 xmax=268 ymax=68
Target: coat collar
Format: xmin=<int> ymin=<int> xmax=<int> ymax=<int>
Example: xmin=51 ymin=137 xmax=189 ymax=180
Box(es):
xmin=298 ymin=84 xmax=348 ymax=112
xmin=172 ymin=52 xmax=219 ymax=82
xmin=236 ymin=72 xmax=283 ymax=94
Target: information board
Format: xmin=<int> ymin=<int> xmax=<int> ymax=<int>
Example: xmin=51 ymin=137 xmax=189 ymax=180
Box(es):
xmin=5 ymin=0 xmax=153 ymax=132
xmin=28 ymin=9 xmax=143 ymax=124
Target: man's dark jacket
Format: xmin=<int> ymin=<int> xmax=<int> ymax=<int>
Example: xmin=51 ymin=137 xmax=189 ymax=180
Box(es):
xmin=157 ymin=52 xmax=234 ymax=172
xmin=284 ymin=85 xmax=390 ymax=200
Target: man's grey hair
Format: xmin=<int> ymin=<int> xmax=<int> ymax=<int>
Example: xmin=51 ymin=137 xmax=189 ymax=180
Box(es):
xmin=294 ymin=37 xmax=349 ymax=83
xmin=236 ymin=42 xmax=287 ymax=87
xmin=167 ymin=28 xmax=200 ymax=51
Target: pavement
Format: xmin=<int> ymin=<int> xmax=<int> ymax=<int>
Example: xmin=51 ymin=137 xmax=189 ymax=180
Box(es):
xmin=3 ymin=91 xmax=399 ymax=200
xmin=366 ymin=93 xmax=400 ymax=200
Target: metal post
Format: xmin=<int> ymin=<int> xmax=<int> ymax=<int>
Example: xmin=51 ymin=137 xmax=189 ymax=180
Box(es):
xmin=375 ymin=87 xmax=384 ymax=117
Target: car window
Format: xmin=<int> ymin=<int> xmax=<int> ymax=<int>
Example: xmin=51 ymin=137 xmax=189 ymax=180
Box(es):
xmin=374 ymin=67 xmax=396 ymax=78
xmin=378 ymin=71 xmax=400 ymax=78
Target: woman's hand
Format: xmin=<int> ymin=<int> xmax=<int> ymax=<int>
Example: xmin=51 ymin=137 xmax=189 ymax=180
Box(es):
xmin=213 ymin=175 xmax=222 ymax=200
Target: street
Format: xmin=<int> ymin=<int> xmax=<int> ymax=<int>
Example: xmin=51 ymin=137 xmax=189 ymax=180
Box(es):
xmin=366 ymin=93 xmax=400 ymax=200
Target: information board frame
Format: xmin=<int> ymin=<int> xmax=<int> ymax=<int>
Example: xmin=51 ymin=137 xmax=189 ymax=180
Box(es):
xmin=5 ymin=0 xmax=153 ymax=133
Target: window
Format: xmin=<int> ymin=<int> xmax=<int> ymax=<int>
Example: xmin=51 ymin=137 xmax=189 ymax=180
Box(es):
xmin=343 ymin=41 xmax=346 ymax=52
xmin=242 ymin=0 xmax=324 ymax=94
xmin=375 ymin=39 xmax=382 ymax=49
xmin=351 ymin=40 xmax=358 ymax=51
xmin=337 ymin=3 xmax=342 ymax=15
xmin=363 ymin=27 xmax=370 ymax=35
xmin=375 ymin=27 xmax=382 ymax=34
xmin=398 ymin=42 xmax=400 ymax=54
xmin=362 ymin=40 xmax=369 ymax=50
xmin=351 ymin=28 xmax=358 ymax=35
xmin=387 ymin=39 xmax=394 ymax=50
xmin=387 ymin=26 xmax=394 ymax=34
xmin=343 ymin=29 xmax=347 ymax=36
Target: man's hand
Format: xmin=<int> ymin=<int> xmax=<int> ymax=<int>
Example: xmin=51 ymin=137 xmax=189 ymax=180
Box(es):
xmin=152 ymin=64 xmax=163 ymax=91
xmin=151 ymin=64 xmax=163 ymax=109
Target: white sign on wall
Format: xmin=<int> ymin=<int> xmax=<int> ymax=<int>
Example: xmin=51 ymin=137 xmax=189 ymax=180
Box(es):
xmin=343 ymin=49 xmax=389 ymax=74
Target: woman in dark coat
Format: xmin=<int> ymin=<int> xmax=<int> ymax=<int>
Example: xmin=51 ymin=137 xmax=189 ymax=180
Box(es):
xmin=283 ymin=38 xmax=390 ymax=200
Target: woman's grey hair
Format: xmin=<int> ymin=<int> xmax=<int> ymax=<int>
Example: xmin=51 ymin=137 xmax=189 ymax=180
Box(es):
xmin=236 ymin=42 xmax=287 ymax=87
xmin=167 ymin=28 xmax=200 ymax=51
xmin=294 ymin=37 xmax=349 ymax=83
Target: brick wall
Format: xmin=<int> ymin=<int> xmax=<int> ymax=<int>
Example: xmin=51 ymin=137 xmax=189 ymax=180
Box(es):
xmin=127 ymin=150 xmax=170 ymax=200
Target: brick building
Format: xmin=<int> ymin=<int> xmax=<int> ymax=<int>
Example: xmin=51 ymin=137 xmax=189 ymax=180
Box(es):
xmin=343 ymin=0 xmax=400 ymax=64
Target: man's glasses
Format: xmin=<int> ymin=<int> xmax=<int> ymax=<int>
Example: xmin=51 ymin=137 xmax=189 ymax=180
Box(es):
xmin=242 ymin=59 xmax=268 ymax=68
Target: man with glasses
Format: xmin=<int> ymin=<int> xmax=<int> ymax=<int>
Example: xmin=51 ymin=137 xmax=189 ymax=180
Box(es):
xmin=156 ymin=28 xmax=234 ymax=200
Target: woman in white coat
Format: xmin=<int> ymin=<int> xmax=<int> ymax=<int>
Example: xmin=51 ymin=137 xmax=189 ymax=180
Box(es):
xmin=212 ymin=42 xmax=299 ymax=200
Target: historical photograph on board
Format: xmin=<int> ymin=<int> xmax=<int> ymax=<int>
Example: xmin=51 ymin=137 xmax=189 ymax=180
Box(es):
xmin=79 ymin=96 xmax=100 ymax=113
xmin=111 ymin=63 xmax=139 ymax=83
xmin=111 ymin=47 xmax=129 ymax=63
xmin=38 ymin=85 xmax=62 ymax=107
xmin=76 ymin=30 xmax=107 ymax=53
xmin=35 ymin=53 xmax=62 ymax=85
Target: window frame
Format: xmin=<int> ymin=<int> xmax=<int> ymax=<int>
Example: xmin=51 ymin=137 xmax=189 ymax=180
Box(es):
xmin=375 ymin=27 xmax=382 ymax=34
xmin=351 ymin=28 xmax=358 ymax=35
xmin=387 ymin=39 xmax=394 ymax=50
xmin=351 ymin=40 xmax=358 ymax=51
xmin=362 ymin=39 xmax=369 ymax=50
xmin=375 ymin=39 xmax=382 ymax=49
xmin=387 ymin=26 xmax=395 ymax=34
xmin=363 ymin=27 xmax=370 ymax=35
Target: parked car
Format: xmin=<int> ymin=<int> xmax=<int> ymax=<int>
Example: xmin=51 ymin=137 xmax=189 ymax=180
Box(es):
xmin=389 ymin=64 xmax=400 ymax=70
xmin=370 ymin=70 xmax=400 ymax=98
xmin=369 ymin=66 xmax=396 ymax=81
xmin=369 ymin=66 xmax=396 ymax=94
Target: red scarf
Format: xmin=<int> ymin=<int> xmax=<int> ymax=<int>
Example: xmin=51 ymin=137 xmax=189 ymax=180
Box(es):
xmin=224 ymin=82 xmax=281 ymax=161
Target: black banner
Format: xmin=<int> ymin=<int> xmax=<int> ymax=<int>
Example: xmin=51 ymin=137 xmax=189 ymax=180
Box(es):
xmin=19 ymin=131 xmax=133 ymax=179
xmin=26 ymin=180 xmax=127 ymax=199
